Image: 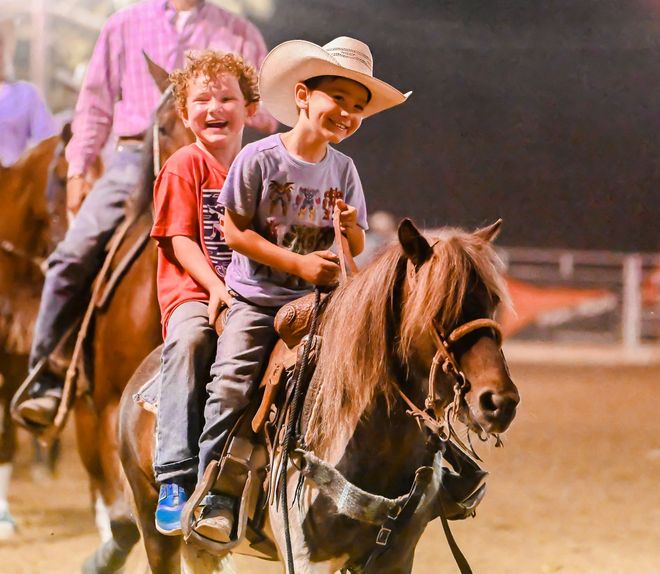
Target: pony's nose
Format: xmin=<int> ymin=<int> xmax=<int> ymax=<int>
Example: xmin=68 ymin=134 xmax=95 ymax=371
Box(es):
xmin=478 ymin=389 xmax=519 ymax=428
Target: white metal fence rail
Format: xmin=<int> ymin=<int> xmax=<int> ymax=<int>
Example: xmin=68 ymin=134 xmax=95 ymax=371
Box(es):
xmin=498 ymin=247 xmax=659 ymax=348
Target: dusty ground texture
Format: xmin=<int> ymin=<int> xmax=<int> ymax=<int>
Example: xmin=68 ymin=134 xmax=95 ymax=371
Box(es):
xmin=2 ymin=362 xmax=659 ymax=573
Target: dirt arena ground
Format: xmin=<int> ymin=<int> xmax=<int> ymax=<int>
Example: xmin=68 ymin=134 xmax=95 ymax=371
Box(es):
xmin=2 ymin=361 xmax=659 ymax=573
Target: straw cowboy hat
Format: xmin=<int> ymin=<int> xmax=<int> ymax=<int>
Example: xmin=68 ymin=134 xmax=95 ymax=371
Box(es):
xmin=259 ymin=36 xmax=411 ymax=127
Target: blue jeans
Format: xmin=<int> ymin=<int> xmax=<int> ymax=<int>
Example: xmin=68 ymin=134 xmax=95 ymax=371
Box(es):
xmin=153 ymin=301 xmax=217 ymax=485
xmin=197 ymin=299 xmax=279 ymax=482
xmin=29 ymin=144 xmax=143 ymax=370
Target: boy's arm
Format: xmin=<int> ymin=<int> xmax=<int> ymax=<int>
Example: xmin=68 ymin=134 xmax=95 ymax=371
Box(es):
xmin=335 ymin=199 xmax=366 ymax=256
xmin=223 ymin=209 xmax=340 ymax=285
xmin=164 ymin=235 xmax=232 ymax=325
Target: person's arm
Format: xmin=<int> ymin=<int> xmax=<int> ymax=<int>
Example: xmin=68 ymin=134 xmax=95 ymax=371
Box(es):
xmin=335 ymin=199 xmax=365 ymax=256
xmin=65 ymin=17 xmax=121 ymax=207
xmin=165 ymin=235 xmax=232 ymax=325
xmin=224 ymin=209 xmax=340 ymax=285
xmin=237 ymin=19 xmax=278 ymax=134
xmin=153 ymin=164 xmax=231 ymax=323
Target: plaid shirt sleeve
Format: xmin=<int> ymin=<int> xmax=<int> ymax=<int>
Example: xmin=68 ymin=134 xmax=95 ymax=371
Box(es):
xmin=65 ymin=18 xmax=122 ymax=176
xmin=239 ymin=20 xmax=278 ymax=134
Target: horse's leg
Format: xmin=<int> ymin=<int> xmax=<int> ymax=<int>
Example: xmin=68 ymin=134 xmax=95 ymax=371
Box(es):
xmin=31 ymin=435 xmax=61 ymax=481
xmin=76 ymin=399 xmax=140 ymax=574
xmin=0 ymin=372 xmax=18 ymax=539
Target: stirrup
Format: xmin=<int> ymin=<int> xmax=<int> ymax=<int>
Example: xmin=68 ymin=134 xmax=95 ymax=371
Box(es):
xmin=10 ymin=357 xmax=50 ymax=430
xmin=181 ymin=436 xmax=267 ymax=553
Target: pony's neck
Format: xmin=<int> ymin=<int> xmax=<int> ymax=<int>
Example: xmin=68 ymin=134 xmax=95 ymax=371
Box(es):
xmin=333 ymin=393 xmax=431 ymax=498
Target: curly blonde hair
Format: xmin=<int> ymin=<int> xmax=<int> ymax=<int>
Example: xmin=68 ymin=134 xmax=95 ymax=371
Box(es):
xmin=170 ymin=50 xmax=259 ymax=115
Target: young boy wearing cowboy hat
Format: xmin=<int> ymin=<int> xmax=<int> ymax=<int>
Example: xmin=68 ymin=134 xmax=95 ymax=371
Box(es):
xmin=188 ymin=36 xmax=410 ymax=541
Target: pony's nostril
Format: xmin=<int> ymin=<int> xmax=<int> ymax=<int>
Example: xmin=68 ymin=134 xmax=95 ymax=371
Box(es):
xmin=479 ymin=391 xmax=497 ymax=413
xmin=479 ymin=391 xmax=519 ymax=419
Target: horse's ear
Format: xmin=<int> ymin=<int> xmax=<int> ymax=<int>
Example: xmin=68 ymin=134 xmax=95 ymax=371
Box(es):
xmin=143 ymin=51 xmax=171 ymax=93
xmin=398 ymin=218 xmax=432 ymax=268
xmin=474 ymin=219 xmax=503 ymax=243
xmin=60 ymin=122 xmax=73 ymax=145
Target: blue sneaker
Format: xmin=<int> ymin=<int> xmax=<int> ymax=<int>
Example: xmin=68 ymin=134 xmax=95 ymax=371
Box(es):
xmin=155 ymin=483 xmax=188 ymax=536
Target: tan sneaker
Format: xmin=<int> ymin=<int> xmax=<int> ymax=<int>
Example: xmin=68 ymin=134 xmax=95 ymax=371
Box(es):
xmin=16 ymin=395 xmax=60 ymax=427
xmin=194 ymin=496 xmax=235 ymax=543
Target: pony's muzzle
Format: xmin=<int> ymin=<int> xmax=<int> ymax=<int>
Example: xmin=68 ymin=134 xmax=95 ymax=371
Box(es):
xmin=476 ymin=388 xmax=519 ymax=432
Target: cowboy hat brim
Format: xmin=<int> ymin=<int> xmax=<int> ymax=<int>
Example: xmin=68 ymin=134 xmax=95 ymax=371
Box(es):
xmin=259 ymin=40 xmax=411 ymax=128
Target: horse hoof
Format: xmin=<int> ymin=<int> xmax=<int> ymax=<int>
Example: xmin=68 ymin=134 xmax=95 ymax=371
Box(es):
xmin=80 ymin=556 xmax=126 ymax=574
xmin=0 ymin=510 xmax=17 ymax=539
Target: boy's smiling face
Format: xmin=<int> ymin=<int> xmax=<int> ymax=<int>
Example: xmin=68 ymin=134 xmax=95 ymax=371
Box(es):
xmin=297 ymin=77 xmax=370 ymax=144
xmin=182 ymin=72 xmax=256 ymax=154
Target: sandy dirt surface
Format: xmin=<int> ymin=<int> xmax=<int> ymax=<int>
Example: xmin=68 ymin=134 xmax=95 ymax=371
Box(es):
xmin=2 ymin=362 xmax=659 ymax=573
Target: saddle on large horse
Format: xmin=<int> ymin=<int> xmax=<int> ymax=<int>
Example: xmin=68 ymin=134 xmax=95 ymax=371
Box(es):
xmin=11 ymin=210 xmax=154 ymax=438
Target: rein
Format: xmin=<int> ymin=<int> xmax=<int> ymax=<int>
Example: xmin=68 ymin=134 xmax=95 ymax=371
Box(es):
xmin=0 ymin=240 xmax=46 ymax=273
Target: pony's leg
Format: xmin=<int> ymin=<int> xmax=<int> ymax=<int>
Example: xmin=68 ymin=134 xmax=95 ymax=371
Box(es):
xmin=94 ymin=490 xmax=113 ymax=543
xmin=269 ymin=497 xmax=341 ymax=574
xmin=118 ymin=385 xmax=183 ymax=574
xmin=180 ymin=545 xmax=235 ymax=574
xmin=128 ymin=468 xmax=182 ymax=574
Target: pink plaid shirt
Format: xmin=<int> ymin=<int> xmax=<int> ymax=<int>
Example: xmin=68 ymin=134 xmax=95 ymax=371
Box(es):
xmin=66 ymin=0 xmax=276 ymax=176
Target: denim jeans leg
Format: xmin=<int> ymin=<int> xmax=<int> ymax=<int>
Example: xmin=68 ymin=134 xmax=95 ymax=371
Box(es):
xmin=154 ymin=301 xmax=217 ymax=486
xmin=197 ymin=300 xmax=279 ymax=483
xmin=29 ymin=145 xmax=143 ymax=370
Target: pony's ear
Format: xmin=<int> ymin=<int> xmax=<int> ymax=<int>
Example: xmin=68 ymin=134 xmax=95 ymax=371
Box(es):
xmin=143 ymin=51 xmax=171 ymax=93
xmin=474 ymin=219 xmax=502 ymax=243
xmin=398 ymin=218 xmax=433 ymax=268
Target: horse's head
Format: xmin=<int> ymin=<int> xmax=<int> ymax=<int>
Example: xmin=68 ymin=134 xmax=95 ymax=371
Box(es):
xmin=144 ymin=53 xmax=195 ymax=172
xmin=124 ymin=54 xmax=194 ymax=218
xmin=397 ymin=219 xmax=519 ymax=437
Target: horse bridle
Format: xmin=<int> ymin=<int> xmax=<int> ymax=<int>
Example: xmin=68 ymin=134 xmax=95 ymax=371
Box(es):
xmin=394 ymin=257 xmax=504 ymax=449
xmin=396 ymin=317 xmax=503 ymax=440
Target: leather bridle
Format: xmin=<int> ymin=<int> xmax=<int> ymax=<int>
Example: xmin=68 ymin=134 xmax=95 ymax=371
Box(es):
xmin=396 ymin=317 xmax=503 ymax=443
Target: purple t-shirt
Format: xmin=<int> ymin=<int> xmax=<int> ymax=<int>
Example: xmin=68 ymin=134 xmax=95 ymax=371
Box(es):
xmin=0 ymin=81 xmax=58 ymax=167
xmin=220 ymin=134 xmax=368 ymax=306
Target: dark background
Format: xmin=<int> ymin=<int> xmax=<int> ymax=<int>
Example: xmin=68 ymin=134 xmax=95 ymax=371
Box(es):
xmin=252 ymin=0 xmax=659 ymax=251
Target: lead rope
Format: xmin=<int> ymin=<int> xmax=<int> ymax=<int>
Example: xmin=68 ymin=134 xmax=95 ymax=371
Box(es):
xmin=332 ymin=205 xmax=358 ymax=282
xmin=279 ymin=287 xmax=322 ymax=574
xmin=280 ymin=206 xmax=355 ymax=572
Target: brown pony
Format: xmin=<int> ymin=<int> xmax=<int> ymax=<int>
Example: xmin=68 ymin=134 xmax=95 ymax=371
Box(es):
xmin=0 ymin=129 xmax=90 ymax=537
xmin=118 ymin=218 xmax=520 ymax=573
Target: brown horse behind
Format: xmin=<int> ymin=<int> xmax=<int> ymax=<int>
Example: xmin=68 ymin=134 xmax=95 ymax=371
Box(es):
xmin=0 ymin=131 xmax=92 ymax=536
xmin=3 ymin=60 xmax=191 ymax=568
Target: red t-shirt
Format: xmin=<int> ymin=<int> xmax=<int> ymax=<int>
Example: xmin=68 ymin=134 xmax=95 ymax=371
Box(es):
xmin=152 ymin=143 xmax=232 ymax=334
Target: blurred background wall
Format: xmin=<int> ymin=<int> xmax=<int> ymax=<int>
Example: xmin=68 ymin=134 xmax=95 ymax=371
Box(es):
xmin=3 ymin=0 xmax=657 ymax=251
